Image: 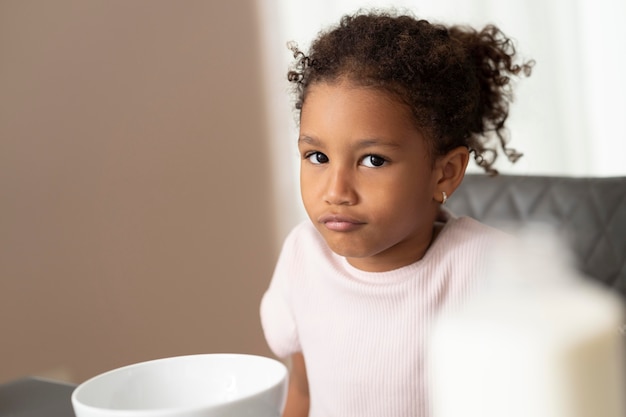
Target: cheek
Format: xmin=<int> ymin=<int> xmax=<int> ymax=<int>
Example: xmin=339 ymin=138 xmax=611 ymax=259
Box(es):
xmin=299 ymin=171 xmax=318 ymax=210
xmin=372 ymin=178 xmax=436 ymax=224
xmin=372 ymin=174 xmax=430 ymax=205
xmin=300 ymin=168 xmax=312 ymax=193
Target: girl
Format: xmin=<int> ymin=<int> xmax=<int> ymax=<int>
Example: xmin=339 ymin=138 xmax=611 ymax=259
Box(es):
xmin=260 ymin=9 xmax=533 ymax=417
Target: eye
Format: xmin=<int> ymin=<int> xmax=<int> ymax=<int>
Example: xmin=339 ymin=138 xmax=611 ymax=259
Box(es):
xmin=305 ymin=151 xmax=329 ymax=165
xmin=360 ymin=154 xmax=387 ymax=168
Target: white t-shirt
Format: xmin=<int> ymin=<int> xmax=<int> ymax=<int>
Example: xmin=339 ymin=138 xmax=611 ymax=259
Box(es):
xmin=260 ymin=212 xmax=504 ymax=417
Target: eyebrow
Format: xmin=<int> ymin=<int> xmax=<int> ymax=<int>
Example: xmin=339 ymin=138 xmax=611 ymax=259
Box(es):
xmin=298 ymin=135 xmax=322 ymax=147
xmin=298 ymin=135 xmax=401 ymax=149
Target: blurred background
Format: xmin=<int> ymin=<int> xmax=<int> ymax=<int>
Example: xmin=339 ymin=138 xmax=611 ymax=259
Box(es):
xmin=1 ymin=0 xmax=624 ymax=384
xmin=0 ymin=0 xmax=276 ymax=384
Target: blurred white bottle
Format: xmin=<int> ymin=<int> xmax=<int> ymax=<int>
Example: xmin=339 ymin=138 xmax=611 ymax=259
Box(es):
xmin=429 ymin=226 xmax=625 ymax=417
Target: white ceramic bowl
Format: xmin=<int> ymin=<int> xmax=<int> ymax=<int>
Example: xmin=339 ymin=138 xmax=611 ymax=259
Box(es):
xmin=71 ymin=354 xmax=288 ymax=417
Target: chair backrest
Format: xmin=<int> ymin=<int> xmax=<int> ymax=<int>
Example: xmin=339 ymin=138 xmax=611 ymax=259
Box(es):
xmin=447 ymin=174 xmax=626 ymax=298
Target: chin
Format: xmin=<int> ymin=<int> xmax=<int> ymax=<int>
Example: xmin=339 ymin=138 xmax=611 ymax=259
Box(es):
xmin=325 ymin=241 xmax=376 ymax=259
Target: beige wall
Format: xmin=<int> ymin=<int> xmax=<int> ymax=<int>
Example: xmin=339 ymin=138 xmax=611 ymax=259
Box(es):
xmin=0 ymin=0 xmax=278 ymax=383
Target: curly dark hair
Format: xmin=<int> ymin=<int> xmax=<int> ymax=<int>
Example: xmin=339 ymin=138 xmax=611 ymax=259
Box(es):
xmin=287 ymin=10 xmax=534 ymax=175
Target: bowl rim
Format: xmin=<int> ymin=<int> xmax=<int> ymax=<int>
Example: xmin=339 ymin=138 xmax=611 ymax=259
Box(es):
xmin=71 ymin=353 xmax=288 ymax=416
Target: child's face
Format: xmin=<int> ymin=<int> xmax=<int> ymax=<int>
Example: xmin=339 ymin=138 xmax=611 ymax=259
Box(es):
xmin=298 ymin=81 xmax=441 ymax=272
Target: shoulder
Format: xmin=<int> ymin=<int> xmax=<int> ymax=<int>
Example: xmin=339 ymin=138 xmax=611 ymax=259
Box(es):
xmin=426 ymin=210 xmax=509 ymax=265
xmin=441 ymin=208 xmax=506 ymax=245
xmin=278 ymin=220 xmax=331 ymax=262
xmin=449 ymin=215 xmax=505 ymax=241
xmin=282 ymin=219 xmax=320 ymax=245
xmin=422 ymin=211 xmax=508 ymax=304
xmin=260 ymin=220 xmax=333 ymax=358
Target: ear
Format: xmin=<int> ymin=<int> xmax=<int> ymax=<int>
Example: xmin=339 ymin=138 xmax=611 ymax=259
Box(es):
xmin=432 ymin=146 xmax=470 ymax=204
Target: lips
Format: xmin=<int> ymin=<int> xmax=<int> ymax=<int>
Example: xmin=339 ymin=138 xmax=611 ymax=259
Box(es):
xmin=318 ymin=214 xmax=365 ymax=232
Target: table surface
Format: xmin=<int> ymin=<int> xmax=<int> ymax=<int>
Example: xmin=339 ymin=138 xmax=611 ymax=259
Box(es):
xmin=0 ymin=377 xmax=76 ymax=417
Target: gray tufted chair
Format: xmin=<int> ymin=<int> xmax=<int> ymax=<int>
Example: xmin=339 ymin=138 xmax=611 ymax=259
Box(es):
xmin=447 ymin=174 xmax=626 ymax=298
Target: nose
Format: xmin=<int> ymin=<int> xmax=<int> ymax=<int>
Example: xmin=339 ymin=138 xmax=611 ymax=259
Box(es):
xmin=323 ymin=166 xmax=357 ymax=206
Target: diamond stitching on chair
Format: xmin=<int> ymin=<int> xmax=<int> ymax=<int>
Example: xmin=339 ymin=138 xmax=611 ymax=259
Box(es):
xmin=448 ymin=175 xmax=626 ymax=297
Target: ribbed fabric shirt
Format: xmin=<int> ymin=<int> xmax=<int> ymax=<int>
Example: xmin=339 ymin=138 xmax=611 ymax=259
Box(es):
xmin=260 ymin=211 xmax=504 ymax=417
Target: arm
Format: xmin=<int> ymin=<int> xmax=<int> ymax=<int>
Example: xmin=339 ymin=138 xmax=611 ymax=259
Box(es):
xmin=282 ymin=352 xmax=310 ymax=417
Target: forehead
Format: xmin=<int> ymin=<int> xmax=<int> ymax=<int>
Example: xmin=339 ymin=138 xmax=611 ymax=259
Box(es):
xmin=299 ymin=81 xmax=422 ymax=144
xmin=302 ymin=81 xmax=410 ymax=115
